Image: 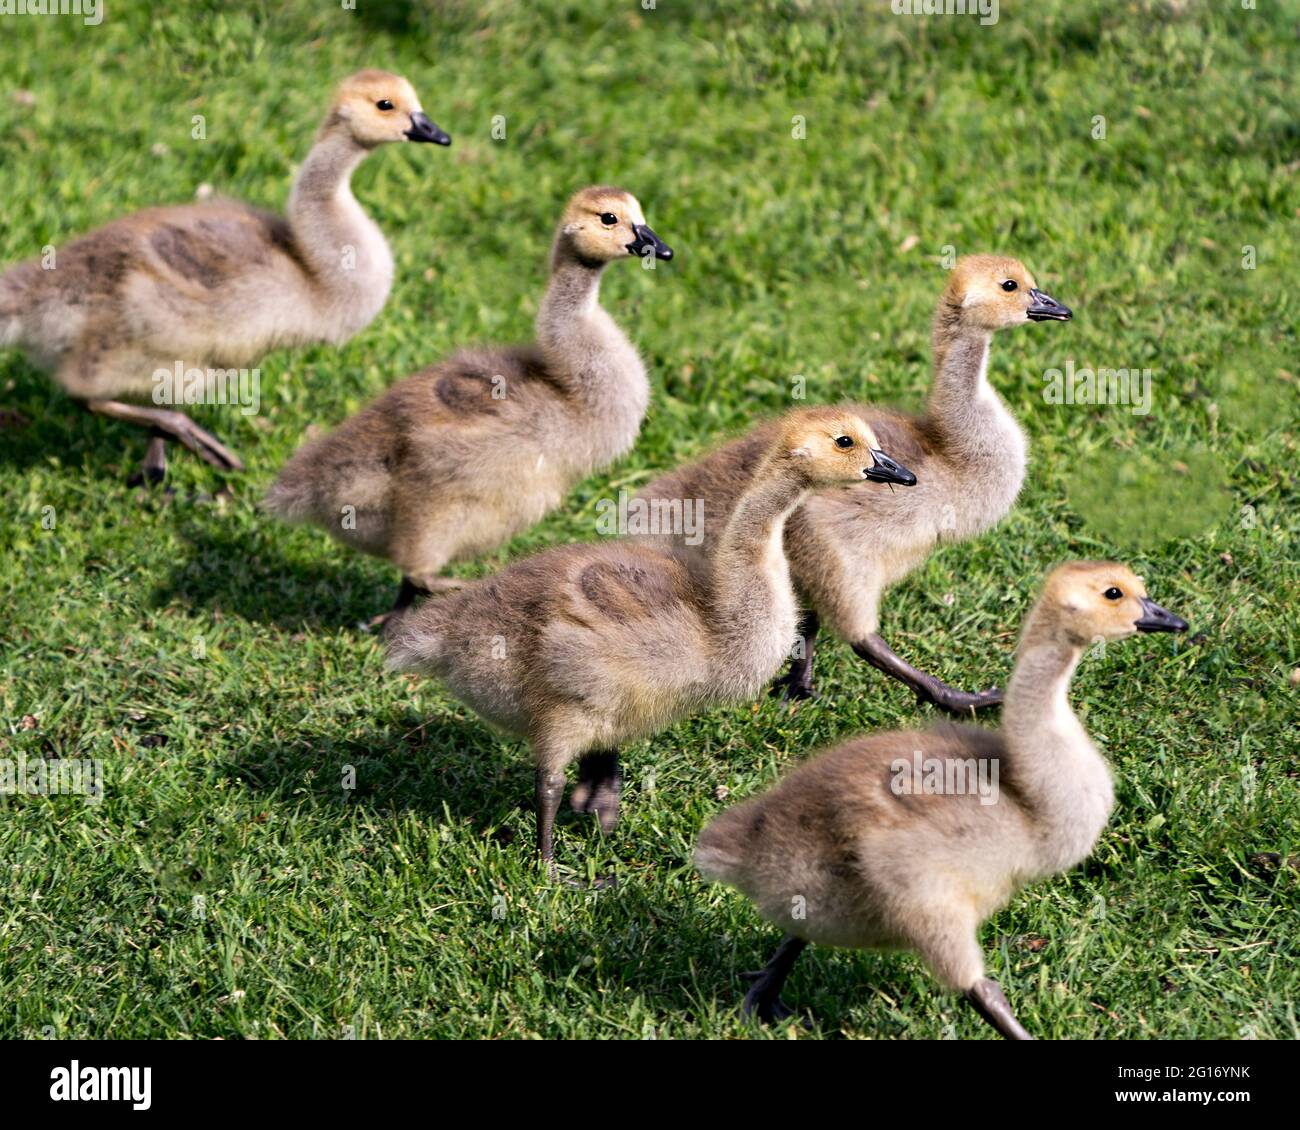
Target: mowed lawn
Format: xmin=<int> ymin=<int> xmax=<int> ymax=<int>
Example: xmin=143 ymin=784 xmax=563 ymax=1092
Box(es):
xmin=0 ymin=0 xmax=1296 ymax=1039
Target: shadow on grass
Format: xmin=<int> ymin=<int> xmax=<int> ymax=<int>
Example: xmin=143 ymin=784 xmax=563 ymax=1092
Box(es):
xmin=223 ymin=713 xmax=771 ymax=1027
xmin=0 ymin=362 xmax=252 ymax=482
xmin=147 ymin=663 xmax=901 ymax=1031
xmin=525 ymin=884 xmax=742 ymax=1027
xmin=223 ymin=718 xmax=692 ymax=904
xmin=153 ymin=518 xmax=393 ymax=631
xmin=523 ymin=882 xmax=901 ymax=1036
xmin=352 ymin=0 xmax=485 ymax=37
xmin=0 ymin=363 xmax=124 ymax=475
xmin=224 ymin=712 xmax=539 ymax=838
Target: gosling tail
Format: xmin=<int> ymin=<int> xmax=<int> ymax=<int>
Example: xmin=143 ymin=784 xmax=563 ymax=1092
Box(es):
xmin=262 ymin=438 xmax=336 ymax=523
xmin=693 ymin=804 xmax=757 ymax=886
xmin=383 ymin=611 xmax=448 ymax=676
xmin=261 ymin=471 xmax=317 ymax=523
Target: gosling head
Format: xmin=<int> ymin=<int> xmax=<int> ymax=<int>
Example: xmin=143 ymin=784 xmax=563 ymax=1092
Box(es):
xmin=776 ymin=407 xmax=917 ymax=488
xmin=1037 ymin=561 xmax=1188 ymax=648
xmin=944 ymin=255 xmax=1071 ymax=332
xmin=557 ymin=186 xmax=673 ymax=268
xmin=326 ymin=70 xmax=450 ymax=149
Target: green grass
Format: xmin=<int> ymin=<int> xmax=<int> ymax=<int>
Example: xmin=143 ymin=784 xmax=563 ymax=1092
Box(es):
xmin=1 ymin=0 xmax=1296 ymax=1040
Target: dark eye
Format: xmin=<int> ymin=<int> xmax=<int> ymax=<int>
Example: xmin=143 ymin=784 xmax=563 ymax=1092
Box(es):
xmin=376 ymin=99 xmax=394 ymax=111
xmin=1001 ymin=279 xmax=1018 ymax=292
xmin=835 ymin=435 xmax=854 ymax=449
xmin=599 ymin=213 xmax=619 ymax=226
xmin=1103 ymin=587 xmax=1123 ymax=600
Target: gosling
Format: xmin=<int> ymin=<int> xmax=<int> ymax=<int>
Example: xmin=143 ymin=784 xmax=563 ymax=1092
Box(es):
xmin=695 ymin=561 xmax=1187 ymax=1038
xmin=266 ymin=185 xmax=673 ymax=621
xmin=0 ymin=70 xmax=449 ymax=482
xmin=634 ymin=256 xmax=1071 ymax=712
xmin=386 ymin=406 xmax=916 ymax=878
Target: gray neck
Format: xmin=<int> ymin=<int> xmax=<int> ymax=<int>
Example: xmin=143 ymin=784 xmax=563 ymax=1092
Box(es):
xmin=707 ymin=462 xmax=809 ymax=639
xmin=534 ymin=240 xmax=650 ymax=447
xmin=1002 ymin=618 xmax=1114 ymax=870
xmin=1003 ymin=632 xmax=1083 ymax=745
xmin=925 ymin=321 xmax=996 ymax=448
xmin=538 ymin=248 xmax=606 ymax=338
xmin=286 ymin=130 xmax=374 ymax=280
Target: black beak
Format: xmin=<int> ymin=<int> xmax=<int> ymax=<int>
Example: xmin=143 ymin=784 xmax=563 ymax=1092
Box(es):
xmin=405 ymin=112 xmax=451 ymax=145
xmin=1134 ymin=596 xmax=1188 ymax=634
xmin=864 ymin=448 xmax=917 ymax=486
xmin=626 ymin=224 xmax=673 ymax=261
xmin=1027 ymin=287 xmax=1071 ymax=322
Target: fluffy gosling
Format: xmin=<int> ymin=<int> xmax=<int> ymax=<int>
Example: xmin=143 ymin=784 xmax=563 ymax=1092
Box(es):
xmin=695 ymin=561 xmax=1187 ymax=1038
xmin=635 ymin=256 xmax=1071 ymax=712
xmin=0 ymin=70 xmax=449 ymax=482
xmin=387 ymin=406 xmax=915 ymax=879
xmin=266 ymin=185 xmax=673 ymax=622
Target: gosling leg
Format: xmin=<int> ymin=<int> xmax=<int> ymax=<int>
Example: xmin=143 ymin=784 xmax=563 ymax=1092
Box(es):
xmin=85 ymin=399 xmax=243 ymax=472
xmin=373 ymin=575 xmax=465 ymax=635
xmin=126 ymin=431 xmax=169 ymax=487
xmin=570 ymin=750 xmax=621 ymax=833
xmin=965 ymin=978 xmax=1033 ymax=1041
xmin=372 ymin=577 xmax=429 ymax=634
xmin=852 ymin=632 xmax=1002 ymax=715
xmin=769 ymin=611 xmax=821 ymax=701
xmin=535 ymin=766 xmax=566 ymax=883
xmin=392 ymin=576 xmax=424 ymax=614
xmin=741 ymin=934 xmax=807 ymax=1024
